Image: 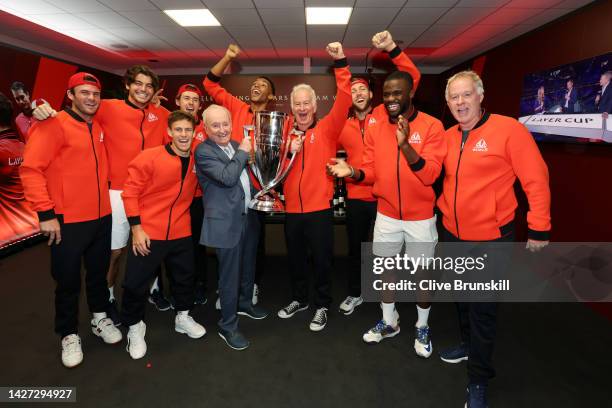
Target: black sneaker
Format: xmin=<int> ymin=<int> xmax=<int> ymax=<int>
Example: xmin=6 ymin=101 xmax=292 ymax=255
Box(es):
xmin=218 ymin=328 xmax=249 ymax=351
xmin=466 ymin=383 xmax=488 ymax=408
xmin=107 ymin=299 xmax=121 ymax=327
xmin=194 ymin=284 xmax=207 ymax=306
xmin=309 ymin=307 xmax=328 ymax=332
xmin=148 ymin=289 xmax=171 ymax=311
xmin=238 ymin=305 xmax=269 ymax=320
xmin=277 ymin=301 xmax=309 ymax=319
xmin=440 ymin=343 xmax=469 ymax=364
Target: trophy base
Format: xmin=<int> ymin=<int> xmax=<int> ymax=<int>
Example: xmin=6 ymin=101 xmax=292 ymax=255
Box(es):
xmin=248 ymin=192 xmax=285 ymax=213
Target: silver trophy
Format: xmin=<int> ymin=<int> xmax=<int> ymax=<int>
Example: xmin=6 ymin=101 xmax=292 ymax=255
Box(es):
xmin=243 ymin=111 xmax=301 ymax=212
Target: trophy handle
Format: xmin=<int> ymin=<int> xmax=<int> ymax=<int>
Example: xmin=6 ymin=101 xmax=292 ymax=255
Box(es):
xmin=243 ymin=124 xmax=255 ymax=165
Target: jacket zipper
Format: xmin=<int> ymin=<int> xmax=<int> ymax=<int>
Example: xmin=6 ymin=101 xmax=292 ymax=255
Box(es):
xmin=140 ymin=111 xmax=146 ymax=150
xmin=396 ymin=147 xmax=402 ymax=220
xmin=166 ymin=157 xmax=187 ymax=239
xmin=453 ymin=133 xmax=469 ymax=239
xmin=298 ymin=141 xmax=305 ymax=212
xmin=87 ymin=124 xmax=101 ymax=219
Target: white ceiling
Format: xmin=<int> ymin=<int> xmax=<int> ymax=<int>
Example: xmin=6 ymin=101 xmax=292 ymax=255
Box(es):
xmin=0 ymin=0 xmax=595 ymax=74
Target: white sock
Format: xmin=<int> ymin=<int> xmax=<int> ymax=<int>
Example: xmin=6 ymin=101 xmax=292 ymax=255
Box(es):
xmin=416 ymin=305 xmax=430 ymax=328
xmin=108 ymin=286 xmax=115 ymax=301
xmin=150 ymin=278 xmax=159 ymax=293
xmin=381 ymin=302 xmax=398 ymax=326
xmin=92 ymin=312 xmax=107 ymax=324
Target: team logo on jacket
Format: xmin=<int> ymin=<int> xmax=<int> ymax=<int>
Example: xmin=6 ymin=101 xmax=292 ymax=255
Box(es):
xmin=409 ymin=132 xmax=421 ymax=144
xmin=195 ymin=132 xmax=204 ymax=141
xmin=473 ymin=138 xmax=488 ymax=152
xmin=147 ymin=112 xmax=158 ymax=122
xmin=368 ymin=117 xmax=377 ymax=126
xmin=99 ymin=131 xmax=104 ymax=142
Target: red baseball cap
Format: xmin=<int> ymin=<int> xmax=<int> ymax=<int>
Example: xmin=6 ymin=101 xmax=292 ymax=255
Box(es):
xmin=68 ymin=72 xmax=101 ymax=90
xmin=176 ymin=83 xmax=203 ymax=99
xmin=351 ymin=77 xmax=370 ymax=89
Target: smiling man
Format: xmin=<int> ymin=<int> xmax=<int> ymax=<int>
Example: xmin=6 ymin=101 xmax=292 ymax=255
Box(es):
xmin=120 ymin=110 xmax=205 ymax=360
xmin=437 ymin=70 xmax=550 ymax=408
xmin=328 ymin=65 xmax=446 ymax=355
xmin=276 ymin=42 xmax=352 ymax=332
xmin=20 ymin=73 xmax=122 ymax=368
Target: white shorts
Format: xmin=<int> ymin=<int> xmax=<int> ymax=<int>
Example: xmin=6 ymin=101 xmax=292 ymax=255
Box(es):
xmin=372 ymin=212 xmax=438 ymax=259
xmin=110 ymin=189 xmax=130 ymax=250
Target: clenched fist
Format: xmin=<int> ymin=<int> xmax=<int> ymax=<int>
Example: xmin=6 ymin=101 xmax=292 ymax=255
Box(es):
xmin=326 ymin=42 xmax=345 ymax=60
xmin=372 ymin=31 xmax=396 ymax=52
xmin=225 ymin=44 xmax=241 ymax=60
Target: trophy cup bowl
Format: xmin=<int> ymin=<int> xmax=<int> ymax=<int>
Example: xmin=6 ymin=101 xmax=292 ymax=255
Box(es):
xmin=244 ymin=111 xmax=300 ymax=212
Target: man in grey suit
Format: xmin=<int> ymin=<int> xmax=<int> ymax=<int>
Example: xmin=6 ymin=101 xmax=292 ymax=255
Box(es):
xmin=195 ymin=104 xmax=268 ymax=350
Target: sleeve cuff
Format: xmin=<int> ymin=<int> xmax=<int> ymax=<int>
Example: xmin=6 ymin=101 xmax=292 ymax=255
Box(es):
xmin=409 ymin=157 xmax=425 ymax=172
xmin=387 ymin=46 xmax=402 ymax=59
xmin=528 ymin=229 xmax=550 ymax=241
xmin=128 ymin=216 xmax=141 ymax=227
xmin=334 ymin=58 xmax=348 ymax=68
xmin=206 ymin=71 xmax=221 ymax=83
xmin=355 ymin=170 xmax=365 ymax=182
xmin=37 ymin=209 xmax=56 ymax=222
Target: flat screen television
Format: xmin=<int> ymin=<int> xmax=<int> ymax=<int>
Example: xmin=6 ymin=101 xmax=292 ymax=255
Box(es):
xmin=518 ymin=52 xmax=612 ymax=143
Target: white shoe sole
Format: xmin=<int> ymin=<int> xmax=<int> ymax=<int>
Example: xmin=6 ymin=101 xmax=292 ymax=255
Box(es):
xmin=217 ymin=332 xmax=248 ymax=351
xmin=339 ymin=298 xmax=363 ymax=315
xmin=237 ymin=311 xmax=268 ymax=320
xmin=363 ymin=327 xmax=401 ymax=344
xmin=309 ymin=323 xmax=326 ymax=332
xmin=277 ymin=305 xmax=309 ymax=319
xmin=175 ymin=327 xmax=206 ymax=339
xmin=126 ymin=342 xmax=146 ymax=360
xmin=440 ymin=355 xmax=468 ymax=364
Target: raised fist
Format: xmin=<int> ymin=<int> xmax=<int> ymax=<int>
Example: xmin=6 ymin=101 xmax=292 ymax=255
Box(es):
xmin=372 ymin=31 xmax=396 ymax=52
xmin=225 ymin=44 xmax=241 ymax=60
xmin=326 ymin=42 xmax=345 ymax=60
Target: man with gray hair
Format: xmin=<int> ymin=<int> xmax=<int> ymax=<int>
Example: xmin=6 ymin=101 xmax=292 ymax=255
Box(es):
xmin=437 ymin=70 xmax=550 ymax=408
xmin=276 ymin=42 xmax=352 ymax=332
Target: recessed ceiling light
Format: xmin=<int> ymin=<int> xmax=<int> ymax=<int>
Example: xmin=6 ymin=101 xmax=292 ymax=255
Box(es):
xmin=306 ymin=7 xmax=352 ymax=25
xmin=163 ymin=9 xmax=221 ymax=27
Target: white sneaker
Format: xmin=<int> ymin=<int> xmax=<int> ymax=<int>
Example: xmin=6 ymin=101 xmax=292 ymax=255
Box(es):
xmin=91 ymin=317 xmax=122 ymax=344
xmin=61 ymin=334 xmax=83 ymax=368
xmin=252 ymin=284 xmax=259 ymax=305
xmin=126 ymin=321 xmax=147 ymax=360
xmin=362 ymin=320 xmax=400 ymax=344
xmin=338 ymin=296 xmax=363 ymax=315
xmin=175 ymin=312 xmax=206 ymax=339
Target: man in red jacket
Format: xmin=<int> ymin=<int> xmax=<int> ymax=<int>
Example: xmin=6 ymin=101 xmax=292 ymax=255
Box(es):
xmin=276 ymin=42 xmax=352 ymax=332
xmin=147 ymin=83 xmax=209 ymax=310
xmin=437 ymin=70 xmax=550 ymax=408
xmin=336 ymin=30 xmax=423 ymax=317
xmin=120 ymin=110 xmax=205 ymax=360
xmin=328 ymin=61 xmax=445 ymax=356
xmin=20 ymin=73 xmax=122 ymax=368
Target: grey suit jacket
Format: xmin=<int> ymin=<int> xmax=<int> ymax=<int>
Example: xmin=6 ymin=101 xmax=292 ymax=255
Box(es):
xmin=195 ymin=139 xmax=257 ymax=248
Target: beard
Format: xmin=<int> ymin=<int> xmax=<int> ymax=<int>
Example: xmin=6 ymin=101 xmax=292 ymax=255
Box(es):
xmin=385 ymin=99 xmax=411 ymax=120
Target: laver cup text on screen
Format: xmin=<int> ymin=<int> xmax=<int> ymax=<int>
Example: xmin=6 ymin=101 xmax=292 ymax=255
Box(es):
xmin=244 ymin=111 xmax=302 ymax=212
